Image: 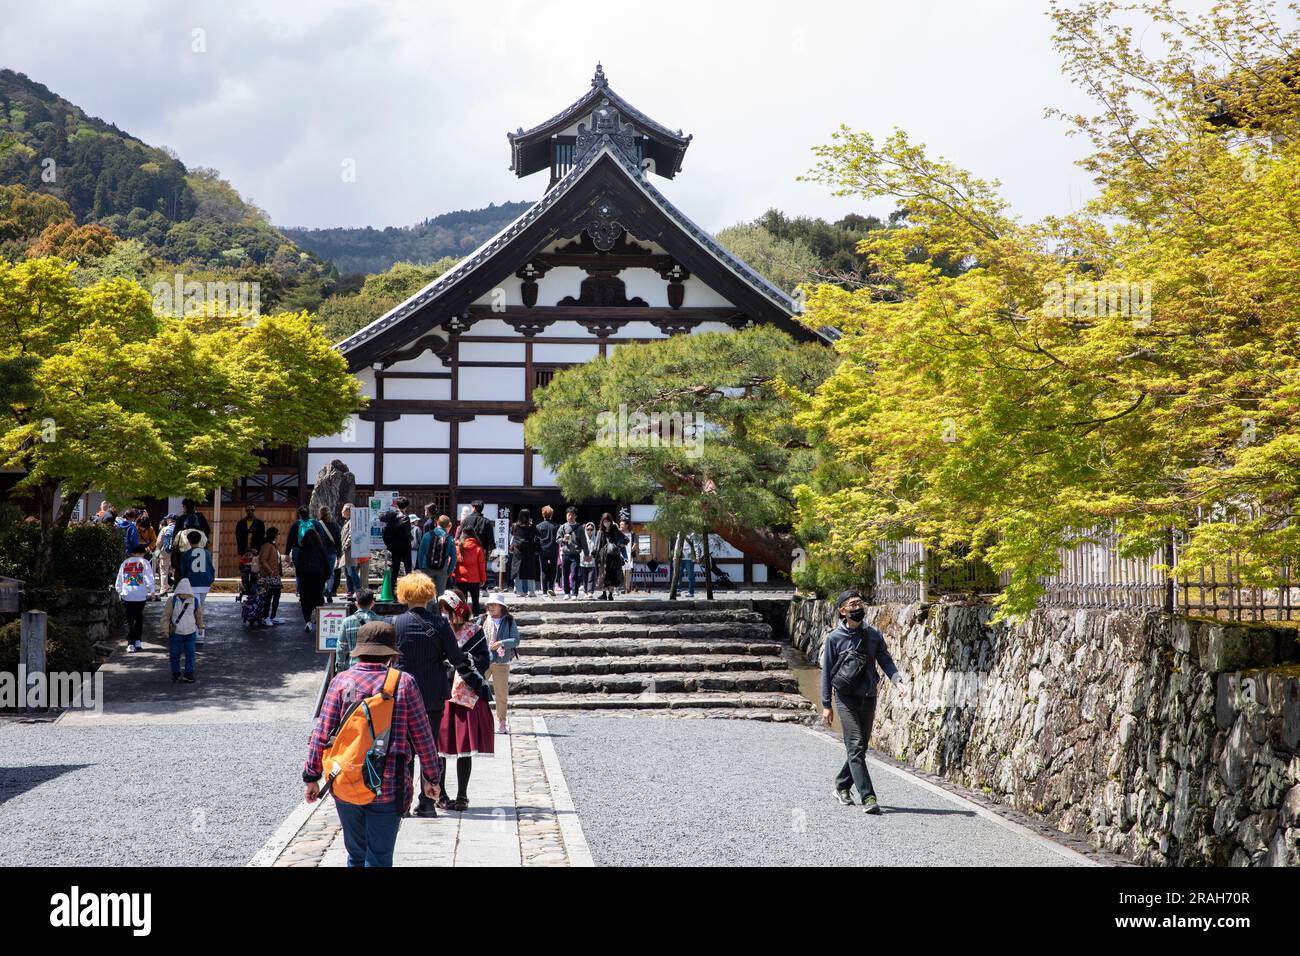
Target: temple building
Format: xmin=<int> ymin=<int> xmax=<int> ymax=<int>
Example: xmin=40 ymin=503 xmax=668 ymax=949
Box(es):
xmin=256 ymin=65 xmax=823 ymax=583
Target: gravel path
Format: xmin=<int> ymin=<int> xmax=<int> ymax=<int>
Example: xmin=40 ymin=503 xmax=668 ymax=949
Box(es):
xmin=0 ymin=594 xmax=321 ymax=866
xmin=545 ymin=715 xmax=1087 ymax=866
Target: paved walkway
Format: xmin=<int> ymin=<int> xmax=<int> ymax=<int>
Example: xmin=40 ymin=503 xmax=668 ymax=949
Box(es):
xmin=261 ymin=715 xmax=593 ymax=867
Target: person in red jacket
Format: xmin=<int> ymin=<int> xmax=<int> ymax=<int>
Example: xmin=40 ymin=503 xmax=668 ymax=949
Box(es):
xmin=452 ymin=533 xmax=486 ymax=614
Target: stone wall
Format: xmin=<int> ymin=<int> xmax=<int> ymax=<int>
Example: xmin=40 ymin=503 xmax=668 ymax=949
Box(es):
xmin=787 ymin=594 xmax=1300 ymax=866
xmin=23 ymin=587 xmax=123 ymax=656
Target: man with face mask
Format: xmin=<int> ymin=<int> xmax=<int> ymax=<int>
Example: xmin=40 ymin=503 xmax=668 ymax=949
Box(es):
xmin=820 ymin=589 xmax=906 ymax=814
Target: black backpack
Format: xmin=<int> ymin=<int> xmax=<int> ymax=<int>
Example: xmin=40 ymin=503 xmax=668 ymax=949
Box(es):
xmin=830 ymin=633 xmax=876 ymax=698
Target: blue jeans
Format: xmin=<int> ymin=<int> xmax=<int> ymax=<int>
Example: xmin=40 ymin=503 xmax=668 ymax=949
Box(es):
xmin=335 ymin=800 xmax=402 ymax=867
xmin=681 ymin=560 xmax=695 ymax=596
xmin=169 ymin=631 xmax=196 ymax=677
xmin=345 ymin=565 xmax=361 ymax=594
xmin=514 ymin=578 xmax=536 ymax=595
xmin=561 ymin=555 xmax=581 ymax=594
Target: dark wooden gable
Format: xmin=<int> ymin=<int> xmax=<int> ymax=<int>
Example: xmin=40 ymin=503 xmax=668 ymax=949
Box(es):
xmin=339 ymin=147 xmax=821 ymax=371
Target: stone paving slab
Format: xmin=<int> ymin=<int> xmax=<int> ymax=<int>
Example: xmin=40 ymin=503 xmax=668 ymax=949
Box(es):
xmin=263 ymin=715 xmax=584 ymax=867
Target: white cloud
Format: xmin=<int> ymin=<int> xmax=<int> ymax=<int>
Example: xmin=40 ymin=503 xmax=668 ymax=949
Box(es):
xmin=0 ymin=0 xmax=1190 ymax=232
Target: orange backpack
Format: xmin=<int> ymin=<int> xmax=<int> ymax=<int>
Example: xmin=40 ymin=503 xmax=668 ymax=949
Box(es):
xmin=319 ymin=667 xmax=402 ymax=805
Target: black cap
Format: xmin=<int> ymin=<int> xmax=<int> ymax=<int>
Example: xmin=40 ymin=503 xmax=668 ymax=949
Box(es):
xmin=835 ymin=589 xmax=863 ymax=612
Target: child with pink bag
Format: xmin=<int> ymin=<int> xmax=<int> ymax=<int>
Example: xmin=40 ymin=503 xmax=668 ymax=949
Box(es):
xmin=435 ymin=588 xmax=495 ymax=812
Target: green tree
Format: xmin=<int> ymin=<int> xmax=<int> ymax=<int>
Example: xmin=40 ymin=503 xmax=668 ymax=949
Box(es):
xmin=714 ymin=222 xmax=821 ymax=292
xmin=0 ymin=256 xmax=364 ymax=582
xmin=792 ymin=0 xmax=1300 ymax=617
xmin=525 ymin=327 xmax=837 ymax=572
xmin=314 ymin=257 xmax=458 ymax=342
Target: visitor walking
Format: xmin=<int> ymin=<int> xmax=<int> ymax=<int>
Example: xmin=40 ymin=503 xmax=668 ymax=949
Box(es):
xmin=579 ymin=521 xmax=598 ymax=596
xmin=620 ymin=518 xmax=640 ymax=594
xmin=482 ymin=592 xmax=520 ymax=734
xmin=459 ymin=499 xmax=495 ymax=555
xmin=162 ymin=579 xmax=203 ymax=684
xmin=593 ymin=512 xmax=626 ymax=601
xmin=820 ymin=589 xmax=907 ymax=814
xmin=257 ymin=527 xmax=284 ymax=626
xmin=175 ymin=529 xmax=213 ymax=647
xmin=509 ymin=508 xmax=540 ymax=596
xmin=340 ymin=504 xmax=361 ymax=600
xmin=536 ymin=505 xmax=558 ymax=597
xmin=303 ymin=620 xmax=441 ymax=867
xmin=234 ymin=504 xmax=265 ymax=603
xmin=558 ymin=507 xmax=587 ymax=599
xmin=452 ymin=531 xmax=486 ymax=615
xmin=173 ymin=500 xmax=210 ymax=559
xmin=155 ymin=515 xmax=176 ymax=597
xmin=419 ymin=514 xmax=455 ymax=595
xmin=390 ymin=573 xmax=489 ymax=817
xmin=679 ymin=533 xmax=701 ymax=597
xmin=294 ymin=527 xmax=330 ymax=633
xmin=317 ymin=506 xmax=343 ymax=601
xmin=115 ymin=544 xmax=155 ymax=652
xmin=380 ymin=497 xmax=415 ymax=578
xmin=335 ymin=588 xmax=381 ymax=672
xmin=437 ymin=588 xmax=495 ymax=809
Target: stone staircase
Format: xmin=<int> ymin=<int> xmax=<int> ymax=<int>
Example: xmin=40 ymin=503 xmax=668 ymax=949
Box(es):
xmin=505 ymin=598 xmax=816 ymax=722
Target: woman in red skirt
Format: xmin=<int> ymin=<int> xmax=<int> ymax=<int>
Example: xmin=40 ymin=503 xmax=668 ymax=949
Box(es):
xmin=436 ymin=588 xmax=495 ymax=811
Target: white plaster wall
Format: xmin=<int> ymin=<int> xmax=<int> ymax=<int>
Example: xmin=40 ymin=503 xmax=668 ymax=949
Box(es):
xmin=533 ymin=342 xmax=600 ymax=363
xmin=355 ymin=368 xmax=377 ymax=399
xmin=458 ymin=453 xmax=523 ymax=486
xmin=385 ymin=350 xmax=448 ymax=373
xmin=532 ymin=454 xmax=558 ymax=486
xmin=310 ymin=414 xmax=375 ymax=448
xmin=382 ymin=378 xmax=452 ymax=401
xmin=459 ymin=416 xmax=523 ymax=449
xmin=384 ymin=453 xmax=450 ymax=485
xmin=459 ymin=341 xmax=526 ymax=362
xmin=385 ymin=415 xmax=450 ymax=448
xmin=459 ymin=370 xmax=525 ymax=401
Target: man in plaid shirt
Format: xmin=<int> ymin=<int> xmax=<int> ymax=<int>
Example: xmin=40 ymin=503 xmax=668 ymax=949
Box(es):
xmin=303 ymin=620 xmax=441 ymax=867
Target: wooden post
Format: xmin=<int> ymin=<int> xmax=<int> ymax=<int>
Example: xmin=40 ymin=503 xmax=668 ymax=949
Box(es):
xmin=918 ymin=541 xmax=930 ymax=605
xmin=1164 ymin=527 xmax=1176 ymax=615
xmin=21 ymin=610 xmax=47 ymax=712
xmin=212 ymin=487 xmax=223 ymax=579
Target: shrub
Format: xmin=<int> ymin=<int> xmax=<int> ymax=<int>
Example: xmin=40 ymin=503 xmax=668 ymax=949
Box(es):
xmin=55 ymin=523 xmax=126 ymax=589
xmin=0 ymin=616 xmax=97 ymax=675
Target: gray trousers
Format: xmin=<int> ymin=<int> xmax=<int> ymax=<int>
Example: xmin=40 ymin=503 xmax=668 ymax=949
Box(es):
xmin=834 ymin=693 xmax=878 ymax=799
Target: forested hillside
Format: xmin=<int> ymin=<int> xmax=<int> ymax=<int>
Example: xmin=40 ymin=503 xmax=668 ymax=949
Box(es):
xmin=284 ymin=201 xmax=531 ymax=274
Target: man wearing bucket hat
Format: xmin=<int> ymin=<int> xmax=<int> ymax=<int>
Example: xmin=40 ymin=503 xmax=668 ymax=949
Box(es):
xmin=481 ymin=592 xmax=521 ymax=733
xmin=304 ymin=620 xmax=442 ymax=867
xmin=820 ymin=588 xmax=907 ymax=815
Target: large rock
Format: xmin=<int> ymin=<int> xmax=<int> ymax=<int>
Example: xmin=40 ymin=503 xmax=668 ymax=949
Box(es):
xmin=308 ymin=459 xmax=357 ymax=520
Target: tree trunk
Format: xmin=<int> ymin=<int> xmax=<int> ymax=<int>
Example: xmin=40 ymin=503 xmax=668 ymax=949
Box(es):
xmin=33 ymin=482 xmax=85 ymax=586
xmin=702 ymin=532 xmax=714 ymax=600
xmin=668 ymin=532 xmax=683 ymax=601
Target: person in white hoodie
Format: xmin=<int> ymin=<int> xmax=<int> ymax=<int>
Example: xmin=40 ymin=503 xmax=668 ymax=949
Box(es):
xmin=114 ymin=544 xmax=155 ymax=653
xmin=162 ymin=579 xmax=204 ymax=684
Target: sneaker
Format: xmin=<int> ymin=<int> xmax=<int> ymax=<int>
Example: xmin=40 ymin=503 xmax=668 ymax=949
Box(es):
xmin=833 ymin=788 xmax=853 ymax=806
xmin=126 ymin=643 xmax=137 ymax=653
xmin=451 ymin=797 xmax=468 ymax=812
xmin=182 ymin=675 xmax=196 ymax=684
xmin=862 ymin=795 xmax=882 ymax=815
xmin=304 ymin=622 xmax=312 ymax=633
xmin=134 ymin=640 xmax=144 ymax=651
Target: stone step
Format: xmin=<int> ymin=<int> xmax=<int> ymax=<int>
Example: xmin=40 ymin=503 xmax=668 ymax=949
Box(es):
xmin=513 ymin=598 xmax=756 ymax=614
xmin=507 ymin=691 xmax=815 ymax=714
xmin=510 ymin=654 xmax=792 ymax=676
xmin=512 ymin=608 xmax=765 ymax=626
xmin=522 ymin=638 xmax=785 ymax=658
xmin=525 ymin=622 xmax=773 ymax=641
xmin=508 ymin=670 xmax=800 ymax=696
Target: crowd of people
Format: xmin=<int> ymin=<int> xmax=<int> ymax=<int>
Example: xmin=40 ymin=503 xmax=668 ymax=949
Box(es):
xmin=304 ymin=572 xmax=519 ymax=866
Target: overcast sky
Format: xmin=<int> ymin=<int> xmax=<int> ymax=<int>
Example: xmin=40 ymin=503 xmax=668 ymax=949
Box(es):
xmin=0 ymin=0 xmax=1191 ymax=232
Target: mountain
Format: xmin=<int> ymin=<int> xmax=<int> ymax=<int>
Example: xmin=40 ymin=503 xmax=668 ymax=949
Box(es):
xmin=283 ymin=201 xmax=532 ymax=275
xmin=0 ymin=68 xmax=337 ymax=310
